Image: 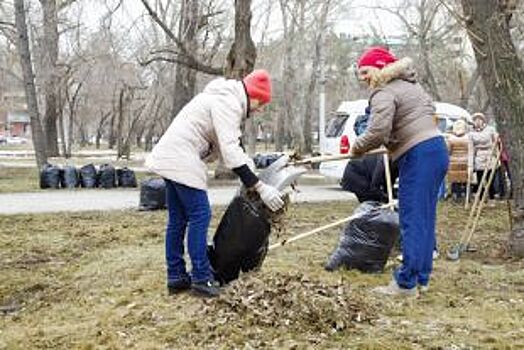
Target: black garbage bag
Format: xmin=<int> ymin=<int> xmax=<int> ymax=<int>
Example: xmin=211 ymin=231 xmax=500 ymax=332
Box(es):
xmin=253 ymin=153 xmax=283 ymax=169
xmin=79 ymin=164 xmax=98 ymax=188
xmin=208 ymin=194 xmax=271 ymax=284
xmin=98 ymin=164 xmax=116 ymax=189
xmin=325 ymin=201 xmax=399 ymax=273
xmin=39 ymin=163 xmax=61 ymax=189
xmin=116 ymin=167 xmax=137 ymax=187
xmin=138 ymin=178 xmax=166 ymax=210
xmin=60 ymin=166 xmax=79 ymax=188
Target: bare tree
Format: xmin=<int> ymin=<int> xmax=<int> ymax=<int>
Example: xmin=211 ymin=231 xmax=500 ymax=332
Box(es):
xmin=172 ymin=0 xmax=200 ymax=118
xmin=460 ymin=0 xmax=524 ymax=256
xmin=14 ymin=0 xmax=47 ymax=169
xmin=39 ymin=0 xmax=60 ymax=156
xmin=303 ymin=0 xmax=332 ymax=153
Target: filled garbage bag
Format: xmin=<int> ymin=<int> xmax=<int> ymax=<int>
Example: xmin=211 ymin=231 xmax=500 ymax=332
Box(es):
xmin=208 ymin=155 xmax=307 ymax=284
xmin=208 ymin=195 xmax=271 ymax=284
xmin=79 ymin=164 xmax=98 ymax=188
xmin=60 ymin=166 xmax=79 ymax=188
xmin=253 ymin=153 xmax=283 ymax=169
xmin=117 ymin=167 xmax=137 ymax=187
xmin=138 ymin=178 xmax=166 ymax=210
xmin=98 ymin=164 xmax=116 ymax=189
xmin=39 ymin=163 xmax=61 ymax=189
xmin=325 ymin=201 xmax=399 ymax=273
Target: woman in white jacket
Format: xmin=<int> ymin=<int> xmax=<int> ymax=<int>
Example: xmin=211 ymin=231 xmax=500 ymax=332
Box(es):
xmin=146 ymin=70 xmax=283 ymax=297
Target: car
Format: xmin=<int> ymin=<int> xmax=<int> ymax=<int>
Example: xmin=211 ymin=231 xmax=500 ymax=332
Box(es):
xmin=6 ymin=136 xmax=29 ymax=145
xmin=319 ymin=100 xmax=472 ymax=180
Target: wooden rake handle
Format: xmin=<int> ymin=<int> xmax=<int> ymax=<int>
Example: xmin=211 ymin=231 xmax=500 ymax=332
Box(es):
xmin=287 ymin=148 xmax=388 ymax=166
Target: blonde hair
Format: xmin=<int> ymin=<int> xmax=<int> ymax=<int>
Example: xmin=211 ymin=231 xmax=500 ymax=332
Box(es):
xmin=357 ymin=66 xmax=383 ymax=89
xmin=452 ymin=119 xmax=467 ymax=136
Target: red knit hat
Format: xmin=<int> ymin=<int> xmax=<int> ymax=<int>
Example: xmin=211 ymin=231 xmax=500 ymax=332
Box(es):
xmin=357 ymin=46 xmax=398 ymax=69
xmin=243 ymin=69 xmax=272 ymax=104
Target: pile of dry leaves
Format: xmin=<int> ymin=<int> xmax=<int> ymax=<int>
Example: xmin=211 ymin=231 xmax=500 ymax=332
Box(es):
xmin=200 ymin=272 xmax=376 ymax=335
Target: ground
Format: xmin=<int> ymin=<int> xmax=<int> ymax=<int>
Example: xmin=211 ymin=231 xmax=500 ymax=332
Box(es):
xmin=1 ymin=200 xmax=522 ymax=349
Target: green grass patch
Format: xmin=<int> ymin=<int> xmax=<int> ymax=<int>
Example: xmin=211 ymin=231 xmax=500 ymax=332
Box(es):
xmin=0 ymin=202 xmax=523 ymax=349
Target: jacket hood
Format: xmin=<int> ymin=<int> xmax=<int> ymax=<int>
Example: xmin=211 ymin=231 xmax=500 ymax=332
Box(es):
xmin=374 ymin=57 xmax=417 ymax=87
xmin=203 ymin=78 xmax=247 ymax=104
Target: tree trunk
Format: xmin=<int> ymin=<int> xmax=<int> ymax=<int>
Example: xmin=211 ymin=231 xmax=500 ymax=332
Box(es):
xmin=14 ymin=0 xmax=47 ymax=169
xmin=57 ymin=87 xmax=67 ymax=157
xmin=95 ymin=111 xmax=110 ymax=150
xmin=116 ymin=88 xmax=125 ymax=159
xmin=303 ymin=0 xmax=331 ymax=154
xmin=171 ymin=0 xmax=199 ymax=119
xmin=215 ymin=0 xmax=257 ymax=179
xmin=226 ymin=0 xmax=257 ymax=154
xmin=40 ymin=0 xmax=60 ymax=156
xmin=461 ymin=0 xmax=524 ymax=257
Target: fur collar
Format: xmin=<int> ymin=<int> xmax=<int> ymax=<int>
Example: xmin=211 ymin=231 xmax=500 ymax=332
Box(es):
xmin=365 ymin=57 xmax=417 ymax=89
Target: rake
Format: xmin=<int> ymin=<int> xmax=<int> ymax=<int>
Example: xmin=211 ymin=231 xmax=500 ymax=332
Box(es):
xmin=447 ymin=141 xmax=501 ymax=261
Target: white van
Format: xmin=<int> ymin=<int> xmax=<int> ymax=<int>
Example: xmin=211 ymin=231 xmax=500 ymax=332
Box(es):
xmin=319 ymin=100 xmax=472 ymax=180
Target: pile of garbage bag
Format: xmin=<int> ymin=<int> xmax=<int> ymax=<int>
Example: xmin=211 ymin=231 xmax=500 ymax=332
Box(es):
xmin=40 ymin=163 xmax=137 ymax=190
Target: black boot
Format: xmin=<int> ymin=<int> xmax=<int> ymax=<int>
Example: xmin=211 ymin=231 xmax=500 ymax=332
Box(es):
xmin=167 ymin=276 xmax=191 ymax=295
xmin=191 ymin=280 xmax=220 ymax=298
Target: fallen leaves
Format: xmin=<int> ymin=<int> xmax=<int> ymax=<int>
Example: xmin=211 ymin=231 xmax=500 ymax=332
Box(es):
xmin=200 ymin=272 xmax=376 ymax=336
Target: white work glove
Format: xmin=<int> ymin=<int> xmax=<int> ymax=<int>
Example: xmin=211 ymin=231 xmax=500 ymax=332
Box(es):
xmin=254 ymin=181 xmax=284 ymax=212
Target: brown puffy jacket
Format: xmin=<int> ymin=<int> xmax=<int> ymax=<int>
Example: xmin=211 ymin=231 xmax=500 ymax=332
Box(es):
xmin=352 ymin=57 xmax=441 ymax=160
xmin=447 ymin=134 xmax=473 ymax=183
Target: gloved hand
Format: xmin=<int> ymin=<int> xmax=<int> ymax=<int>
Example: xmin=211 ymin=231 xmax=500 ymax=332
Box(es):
xmin=254 ymin=181 xmax=284 ymax=212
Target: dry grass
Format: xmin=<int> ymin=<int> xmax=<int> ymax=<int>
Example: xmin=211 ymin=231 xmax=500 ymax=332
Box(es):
xmin=1 ymin=201 xmax=523 ymax=349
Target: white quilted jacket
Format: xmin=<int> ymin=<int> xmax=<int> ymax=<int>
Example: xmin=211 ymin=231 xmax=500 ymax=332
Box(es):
xmin=145 ymin=78 xmax=251 ymax=190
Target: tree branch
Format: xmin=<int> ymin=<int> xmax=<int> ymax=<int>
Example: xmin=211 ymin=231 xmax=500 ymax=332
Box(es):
xmin=138 ymin=55 xmax=224 ymax=76
xmin=140 ymin=0 xmax=225 ymax=76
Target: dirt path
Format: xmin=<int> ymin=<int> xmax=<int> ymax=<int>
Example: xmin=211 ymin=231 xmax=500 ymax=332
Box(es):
xmin=0 ymin=185 xmax=355 ymax=214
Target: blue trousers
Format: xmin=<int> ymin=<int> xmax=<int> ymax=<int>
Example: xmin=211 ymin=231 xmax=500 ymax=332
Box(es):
xmin=394 ymin=137 xmax=449 ymax=289
xmin=165 ymin=179 xmax=212 ymax=283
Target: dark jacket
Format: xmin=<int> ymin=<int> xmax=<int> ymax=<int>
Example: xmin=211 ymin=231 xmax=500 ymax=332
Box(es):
xmin=341 ymin=154 xmax=398 ymax=203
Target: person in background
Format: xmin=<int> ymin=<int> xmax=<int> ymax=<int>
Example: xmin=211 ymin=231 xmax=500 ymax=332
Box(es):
xmin=470 ymin=112 xmax=498 ymax=205
xmin=350 ymin=46 xmax=449 ymax=296
xmin=447 ymin=119 xmax=473 ymax=202
xmin=146 ymin=70 xmax=284 ymax=298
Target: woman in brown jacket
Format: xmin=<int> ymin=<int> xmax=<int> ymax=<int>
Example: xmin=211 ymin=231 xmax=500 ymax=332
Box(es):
xmin=447 ymin=119 xmax=473 ymax=201
xmin=350 ymin=47 xmax=449 ymax=296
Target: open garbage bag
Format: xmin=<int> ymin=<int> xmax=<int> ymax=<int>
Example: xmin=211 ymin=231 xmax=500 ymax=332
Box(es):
xmin=325 ymin=201 xmax=399 ymax=273
xmin=209 ymin=155 xmax=307 ymax=284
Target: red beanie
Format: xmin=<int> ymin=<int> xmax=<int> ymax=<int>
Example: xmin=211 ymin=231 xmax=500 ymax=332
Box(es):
xmin=243 ymin=69 xmax=272 ymax=104
xmin=357 ymin=46 xmax=398 ymax=69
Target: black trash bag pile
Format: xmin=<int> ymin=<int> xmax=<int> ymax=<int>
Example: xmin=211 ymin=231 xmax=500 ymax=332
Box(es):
xmin=117 ymin=167 xmax=137 ymax=187
xmin=98 ymin=163 xmax=116 ymax=189
xmin=325 ymin=201 xmax=399 ymax=273
xmin=40 ymin=163 xmax=61 ymax=189
xmin=138 ymin=178 xmax=166 ymax=210
xmin=60 ymin=166 xmax=79 ymax=188
xmin=208 ymin=193 xmax=272 ymax=285
xmin=39 ymin=163 xmax=136 ymax=189
xmin=79 ymin=164 xmax=98 ymax=188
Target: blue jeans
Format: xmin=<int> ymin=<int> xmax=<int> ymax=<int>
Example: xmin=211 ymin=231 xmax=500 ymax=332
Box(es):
xmin=394 ymin=137 xmax=449 ymax=289
xmin=165 ymin=179 xmax=212 ymax=283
